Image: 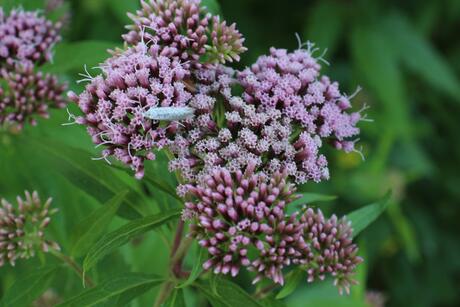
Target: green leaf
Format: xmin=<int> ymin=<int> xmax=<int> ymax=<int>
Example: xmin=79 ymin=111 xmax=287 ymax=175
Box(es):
xmin=0 ymin=266 xmax=58 ymax=307
xmin=387 ymin=201 xmax=420 ymax=262
xmin=27 ymin=138 xmax=150 ymax=219
xmin=109 ymin=164 xmax=180 ymax=201
xmin=56 ymin=273 xmax=163 ymax=307
xmin=113 ymin=280 xmax=158 ymax=307
xmin=196 ymin=278 xmax=262 ymax=307
xmin=383 ymin=13 xmax=460 ymax=101
xmin=350 ymin=25 xmax=410 ymax=137
xmin=71 ymin=190 xmax=128 ymax=257
xmin=276 ymin=269 xmax=304 ymax=299
xmin=303 ymin=1 xmax=344 ymax=56
xmin=261 ymin=297 xmax=287 ymax=307
xmin=164 ymin=288 xmax=186 ymax=307
xmin=291 ymin=193 xmax=337 ymax=207
xmin=83 ymin=209 xmax=181 ymax=274
xmin=107 ymin=0 xmax=140 ymax=24
xmin=202 ymin=0 xmax=221 ymax=15
xmin=347 ymin=192 xmax=391 ymax=238
xmin=42 ymin=41 xmax=117 ymax=74
xmin=285 ymin=280 xmax=369 ymax=307
xmin=176 ymin=245 xmax=206 ymax=288
xmin=2 ymin=0 xmax=43 ymax=11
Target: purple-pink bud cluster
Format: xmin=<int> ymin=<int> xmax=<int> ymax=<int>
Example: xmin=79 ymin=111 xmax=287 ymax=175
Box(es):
xmin=0 ymin=63 xmax=67 ymax=129
xmin=0 ymin=191 xmax=59 ymax=267
xmin=183 ymin=164 xmax=362 ymax=294
xmin=67 ymin=0 xmax=366 ymax=294
xmin=123 ymin=0 xmax=246 ymax=66
xmin=0 ymin=8 xmax=62 ymax=66
xmin=0 ymin=7 xmax=66 ymax=131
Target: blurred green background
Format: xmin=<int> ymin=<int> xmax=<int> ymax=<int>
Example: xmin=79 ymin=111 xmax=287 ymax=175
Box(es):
xmin=1 ymin=0 xmax=460 ymax=306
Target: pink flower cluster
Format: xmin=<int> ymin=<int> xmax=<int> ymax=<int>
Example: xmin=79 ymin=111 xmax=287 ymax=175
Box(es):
xmin=169 ymin=46 xmax=368 ymax=184
xmin=123 ymin=0 xmax=246 ymax=66
xmin=239 ymin=47 xmax=367 ymax=153
xmin=0 ymin=63 xmax=67 ymax=129
xmin=183 ymin=164 xmax=362 ymax=294
xmin=68 ymin=43 xmax=194 ymax=178
xmin=70 ymin=0 xmax=247 ymax=178
xmin=0 ymin=191 xmax=59 ymax=267
xmin=0 ymin=7 xmax=66 ymax=130
xmin=68 ymin=0 xmax=365 ymax=294
xmin=0 ymin=8 xmax=62 ymax=66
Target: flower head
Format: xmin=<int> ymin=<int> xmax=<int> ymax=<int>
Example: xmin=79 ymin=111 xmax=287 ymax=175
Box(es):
xmin=239 ymin=46 xmax=368 ymax=147
xmin=169 ymin=64 xmax=330 ymax=184
xmin=184 ymin=164 xmax=299 ymax=283
xmin=0 ymin=62 xmax=67 ymax=130
xmin=203 ymin=15 xmax=247 ymax=64
xmin=68 ymin=42 xmax=199 ymax=178
xmin=295 ymin=208 xmax=363 ymax=295
xmin=0 ymin=8 xmax=62 ymax=66
xmin=123 ymin=0 xmax=246 ymax=66
xmin=0 ymin=191 xmax=59 ymax=267
xmin=183 ymin=165 xmax=362 ymax=293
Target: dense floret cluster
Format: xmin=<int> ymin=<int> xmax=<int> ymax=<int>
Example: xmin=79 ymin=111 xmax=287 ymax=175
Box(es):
xmin=68 ymin=42 xmax=195 ymax=178
xmin=0 ymin=63 xmax=66 ymax=129
xmin=123 ymin=0 xmax=246 ymax=66
xmin=0 ymin=7 xmax=66 ymax=130
xmin=239 ymin=47 xmax=368 ymax=156
xmin=0 ymin=191 xmax=59 ymax=267
xmin=68 ymin=0 xmax=366 ymax=294
xmin=0 ymin=8 xmax=62 ymax=65
xmin=183 ymin=164 xmax=362 ymax=293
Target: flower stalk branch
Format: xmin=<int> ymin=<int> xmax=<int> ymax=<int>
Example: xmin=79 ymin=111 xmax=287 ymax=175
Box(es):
xmin=50 ymin=250 xmax=94 ymax=288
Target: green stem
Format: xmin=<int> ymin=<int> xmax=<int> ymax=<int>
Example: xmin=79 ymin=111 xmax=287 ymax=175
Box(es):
xmin=153 ymin=281 xmax=174 ymax=307
xmin=253 ymin=283 xmax=278 ymax=299
xmin=171 ymin=235 xmax=194 ymax=278
xmin=153 ymin=221 xmax=193 ymax=306
xmin=51 ymin=250 xmax=94 ymax=287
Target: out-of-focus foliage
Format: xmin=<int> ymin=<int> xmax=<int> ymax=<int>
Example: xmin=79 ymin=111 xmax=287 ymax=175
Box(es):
xmin=0 ymin=0 xmax=459 ymax=306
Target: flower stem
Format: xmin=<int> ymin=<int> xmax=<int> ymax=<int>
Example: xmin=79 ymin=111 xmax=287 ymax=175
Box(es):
xmin=171 ymin=235 xmax=193 ymax=278
xmin=254 ymin=283 xmax=278 ymax=299
xmin=153 ymin=220 xmax=194 ymax=306
xmin=153 ymin=281 xmax=174 ymax=307
xmin=51 ymin=250 xmax=94 ymax=287
xmin=171 ymin=219 xmax=185 ymax=257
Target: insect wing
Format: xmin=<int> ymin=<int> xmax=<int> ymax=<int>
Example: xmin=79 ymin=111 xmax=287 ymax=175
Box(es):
xmin=143 ymin=107 xmax=195 ymax=121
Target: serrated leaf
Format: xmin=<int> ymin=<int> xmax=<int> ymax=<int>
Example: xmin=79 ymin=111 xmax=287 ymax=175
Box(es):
xmin=27 ymin=138 xmax=150 ymax=220
xmin=83 ymin=209 xmax=181 ymax=274
xmin=56 ymin=273 xmax=163 ymax=307
xmin=276 ymin=269 xmax=304 ymax=299
xmin=176 ymin=245 xmax=206 ymax=288
xmin=71 ymin=190 xmax=128 ymax=257
xmin=41 ymin=41 xmax=117 ymax=74
xmin=196 ymin=278 xmax=262 ymax=307
xmin=347 ymin=192 xmax=391 ymax=238
xmin=0 ymin=266 xmax=58 ymax=307
xmin=164 ymin=288 xmax=186 ymax=307
xmin=383 ymin=13 xmax=460 ymax=101
xmin=202 ymin=0 xmax=221 ymax=15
